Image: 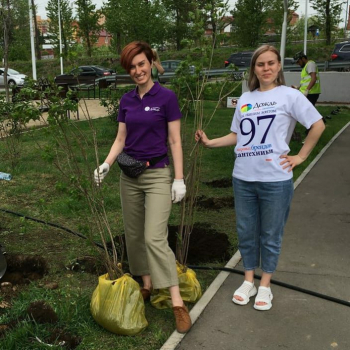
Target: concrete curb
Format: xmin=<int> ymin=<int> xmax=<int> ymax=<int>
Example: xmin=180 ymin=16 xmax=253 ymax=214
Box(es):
xmin=160 ymin=120 xmax=350 ymax=350
xmin=160 ymin=251 xmax=242 ymax=350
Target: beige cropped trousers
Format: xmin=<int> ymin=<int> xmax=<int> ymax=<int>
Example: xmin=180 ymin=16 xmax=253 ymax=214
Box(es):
xmin=120 ymin=167 xmax=178 ymax=289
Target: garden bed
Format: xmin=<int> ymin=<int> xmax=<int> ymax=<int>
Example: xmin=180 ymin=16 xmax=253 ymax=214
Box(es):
xmin=0 ymin=104 xmax=349 ymax=349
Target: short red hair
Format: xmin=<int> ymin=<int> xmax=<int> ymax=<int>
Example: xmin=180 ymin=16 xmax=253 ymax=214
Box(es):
xmin=120 ymin=41 xmax=153 ymax=73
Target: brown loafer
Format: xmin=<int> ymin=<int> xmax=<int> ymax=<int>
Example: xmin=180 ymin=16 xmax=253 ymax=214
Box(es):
xmin=140 ymin=288 xmax=152 ymax=301
xmin=172 ymin=304 xmax=192 ymax=333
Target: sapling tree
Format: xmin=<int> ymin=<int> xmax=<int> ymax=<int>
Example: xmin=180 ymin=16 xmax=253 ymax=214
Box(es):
xmin=11 ymin=82 xmax=124 ymax=280
xmin=0 ymin=84 xmax=42 ymax=169
xmin=170 ymin=42 xmax=241 ymax=269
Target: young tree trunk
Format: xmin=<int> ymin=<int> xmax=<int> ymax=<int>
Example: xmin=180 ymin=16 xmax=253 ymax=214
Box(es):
xmin=116 ymin=32 xmax=122 ymax=54
xmin=1 ymin=0 xmax=11 ymax=102
xmin=86 ymin=30 xmax=92 ymax=57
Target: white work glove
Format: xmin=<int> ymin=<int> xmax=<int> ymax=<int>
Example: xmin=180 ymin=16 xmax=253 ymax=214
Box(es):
xmin=171 ymin=179 xmax=186 ymax=203
xmin=303 ymin=89 xmax=309 ymax=96
xmin=94 ymin=162 xmax=110 ymax=185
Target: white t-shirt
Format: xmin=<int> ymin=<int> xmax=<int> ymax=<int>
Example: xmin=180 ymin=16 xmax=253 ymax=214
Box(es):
xmin=231 ymin=85 xmax=322 ymax=182
xmin=306 ymin=61 xmax=317 ymax=74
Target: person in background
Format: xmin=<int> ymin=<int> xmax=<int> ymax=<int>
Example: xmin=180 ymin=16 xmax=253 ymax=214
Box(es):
xmin=292 ymin=51 xmax=321 ymax=106
xmin=151 ymin=48 xmax=165 ymax=83
xmin=195 ymin=45 xmax=325 ymax=311
xmin=94 ymin=41 xmax=191 ymax=333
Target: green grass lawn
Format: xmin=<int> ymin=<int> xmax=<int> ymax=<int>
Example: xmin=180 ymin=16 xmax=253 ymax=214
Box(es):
xmin=0 ymin=102 xmax=349 ymax=349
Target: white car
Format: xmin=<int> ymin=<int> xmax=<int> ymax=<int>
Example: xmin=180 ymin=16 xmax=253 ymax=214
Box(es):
xmin=0 ymin=68 xmax=27 ymax=87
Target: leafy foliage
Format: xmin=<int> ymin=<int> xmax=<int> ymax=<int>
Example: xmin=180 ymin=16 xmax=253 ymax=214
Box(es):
xmin=231 ymin=0 xmax=270 ymax=47
xmin=103 ymin=0 xmax=169 ymax=53
xmin=75 ymin=0 xmax=102 ymax=57
xmin=310 ymin=0 xmax=344 ymax=45
xmin=46 ymin=0 xmax=75 ymax=58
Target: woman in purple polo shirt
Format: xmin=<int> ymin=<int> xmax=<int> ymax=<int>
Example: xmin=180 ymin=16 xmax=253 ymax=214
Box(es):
xmin=94 ymin=41 xmax=191 ymax=333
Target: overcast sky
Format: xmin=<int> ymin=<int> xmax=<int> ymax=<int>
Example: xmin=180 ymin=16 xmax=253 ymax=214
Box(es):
xmin=35 ymin=0 xmax=346 ymax=25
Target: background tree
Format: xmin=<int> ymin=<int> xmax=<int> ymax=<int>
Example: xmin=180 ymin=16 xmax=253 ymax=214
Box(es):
xmin=75 ymin=0 xmax=101 ymax=57
xmin=162 ymin=0 xmax=196 ymax=50
xmin=46 ymin=0 xmax=74 ymax=58
xmin=103 ymin=0 xmax=169 ymax=54
xmin=102 ymin=0 xmax=125 ymax=54
xmin=0 ymin=0 xmax=31 ymax=62
xmin=310 ymin=0 xmax=343 ymax=45
xmin=231 ymin=0 xmax=269 ymax=47
xmin=265 ymin=0 xmax=299 ymax=42
xmin=187 ymin=8 xmax=206 ymax=48
xmin=198 ymin=0 xmax=230 ymax=48
xmin=0 ymin=0 xmax=13 ymax=101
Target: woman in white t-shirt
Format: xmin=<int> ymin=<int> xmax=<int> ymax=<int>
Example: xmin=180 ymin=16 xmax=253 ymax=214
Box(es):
xmin=195 ymin=45 xmax=325 ymax=311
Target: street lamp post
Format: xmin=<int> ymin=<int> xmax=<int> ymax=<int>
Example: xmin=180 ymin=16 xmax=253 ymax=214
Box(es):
xmin=58 ymin=0 xmax=64 ymax=74
xmin=28 ymin=0 xmax=37 ymax=80
xmin=280 ymin=0 xmax=288 ymax=70
xmin=345 ymin=0 xmax=349 ymax=38
xmin=304 ymin=0 xmax=308 ymax=55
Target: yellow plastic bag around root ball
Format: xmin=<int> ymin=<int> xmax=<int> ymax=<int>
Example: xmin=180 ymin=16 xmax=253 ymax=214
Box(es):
xmin=150 ymin=262 xmax=202 ymax=309
xmin=90 ymin=273 xmax=148 ymax=335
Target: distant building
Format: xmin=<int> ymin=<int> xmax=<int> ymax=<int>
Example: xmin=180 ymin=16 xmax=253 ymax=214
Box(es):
xmin=37 ymin=16 xmax=49 ymax=35
xmin=36 ymin=16 xmax=54 ymax=59
xmin=72 ymin=15 xmax=112 ymax=48
xmin=205 ymin=11 xmax=300 ymax=45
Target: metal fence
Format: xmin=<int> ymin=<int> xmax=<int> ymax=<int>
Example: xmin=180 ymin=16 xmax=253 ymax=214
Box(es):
xmin=111 ymin=61 xmax=350 ymax=85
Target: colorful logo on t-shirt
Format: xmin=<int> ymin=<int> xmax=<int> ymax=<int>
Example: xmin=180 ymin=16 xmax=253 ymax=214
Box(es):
xmin=240 ymin=104 xmax=252 ymax=112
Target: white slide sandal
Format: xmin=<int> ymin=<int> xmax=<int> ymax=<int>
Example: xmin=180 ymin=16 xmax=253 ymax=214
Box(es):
xmin=254 ymin=286 xmax=273 ymax=311
xmin=232 ymin=280 xmax=257 ymax=305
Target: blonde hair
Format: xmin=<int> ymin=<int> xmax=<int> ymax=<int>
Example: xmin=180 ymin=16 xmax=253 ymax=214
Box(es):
xmin=247 ymin=45 xmax=285 ymax=92
xmin=152 ymin=49 xmax=160 ymax=63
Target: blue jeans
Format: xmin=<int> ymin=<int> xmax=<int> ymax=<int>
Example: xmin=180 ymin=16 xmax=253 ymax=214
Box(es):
xmin=233 ymin=177 xmax=294 ymax=273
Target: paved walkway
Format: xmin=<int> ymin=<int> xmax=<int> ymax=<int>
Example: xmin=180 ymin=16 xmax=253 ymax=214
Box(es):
xmin=162 ymin=122 xmax=350 ymax=350
xmin=24 ymin=99 xmax=109 ymax=129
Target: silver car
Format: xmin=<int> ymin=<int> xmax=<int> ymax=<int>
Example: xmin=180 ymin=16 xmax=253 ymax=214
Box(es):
xmin=0 ymin=68 xmax=27 ymax=87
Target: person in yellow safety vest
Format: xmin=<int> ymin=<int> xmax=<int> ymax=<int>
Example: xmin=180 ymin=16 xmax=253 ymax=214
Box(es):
xmin=292 ymin=51 xmax=321 ymax=106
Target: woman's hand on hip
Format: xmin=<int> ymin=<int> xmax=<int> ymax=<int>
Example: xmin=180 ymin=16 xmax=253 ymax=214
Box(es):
xmin=279 ymin=154 xmax=305 ymax=172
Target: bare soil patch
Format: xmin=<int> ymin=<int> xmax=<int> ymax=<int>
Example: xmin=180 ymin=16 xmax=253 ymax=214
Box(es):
xmin=168 ymin=223 xmax=230 ymax=264
xmin=196 ymin=195 xmax=234 ymax=210
xmin=0 ymin=254 xmax=82 ymax=348
xmin=204 ymin=178 xmax=232 ymax=188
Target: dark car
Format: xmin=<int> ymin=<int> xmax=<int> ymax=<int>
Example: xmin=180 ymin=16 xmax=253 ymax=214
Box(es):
xmin=158 ymin=60 xmax=195 ymax=83
xmin=225 ymin=51 xmax=295 ymax=68
xmin=70 ymin=65 xmax=115 ymax=77
xmin=224 ymin=51 xmax=253 ymax=68
xmin=331 ymin=41 xmax=350 ymax=61
xmin=161 ymin=60 xmax=183 ymax=72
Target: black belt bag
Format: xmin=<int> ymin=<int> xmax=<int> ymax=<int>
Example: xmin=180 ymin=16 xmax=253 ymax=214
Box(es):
xmin=116 ymin=152 xmax=167 ymax=178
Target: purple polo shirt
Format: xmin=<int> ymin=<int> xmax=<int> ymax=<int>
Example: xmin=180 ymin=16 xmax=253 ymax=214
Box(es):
xmin=117 ymin=82 xmax=182 ymax=168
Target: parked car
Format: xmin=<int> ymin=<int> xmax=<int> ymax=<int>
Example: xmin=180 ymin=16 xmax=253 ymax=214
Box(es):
xmin=224 ymin=51 xmax=254 ymax=68
xmin=331 ymin=41 xmax=350 ymax=61
xmin=225 ymin=51 xmax=295 ymax=68
xmin=158 ymin=60 xmax=195 ymax=84
xmin=0 ymin=68 xmax=27 ymax=87
xmin=161 ymin=60 xmax=183 ymax=72
xmin=69 ymin=65 xmax=115 ymax=77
